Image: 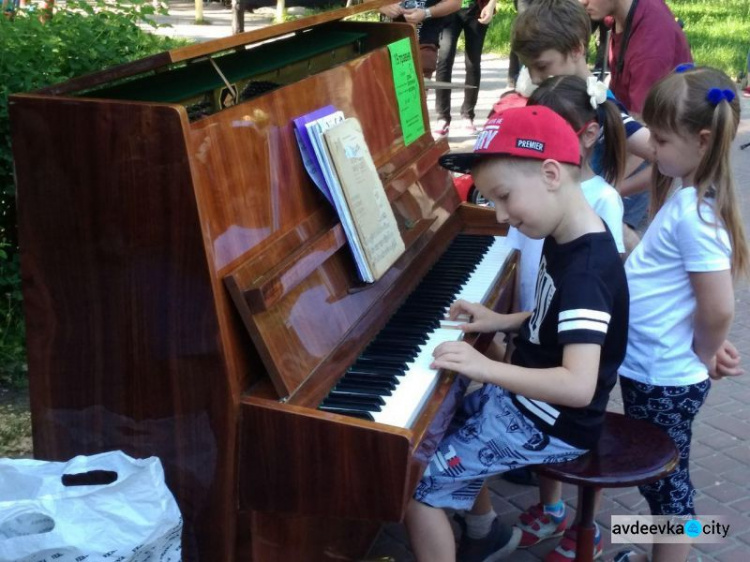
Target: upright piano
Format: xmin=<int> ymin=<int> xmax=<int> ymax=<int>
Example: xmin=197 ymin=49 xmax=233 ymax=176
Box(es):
xmin=9 ymin=3 xmax=518 ymax=560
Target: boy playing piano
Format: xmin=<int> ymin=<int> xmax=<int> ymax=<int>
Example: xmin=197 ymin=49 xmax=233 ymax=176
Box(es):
xmin=403 ymin=105 xmax=629 ymax=562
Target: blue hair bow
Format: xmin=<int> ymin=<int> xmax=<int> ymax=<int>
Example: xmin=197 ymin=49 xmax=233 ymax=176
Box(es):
xmin=674 ymin=62 xmax=695 ymax=73
xmin=706 ymin=88 xmax=736 ymax=106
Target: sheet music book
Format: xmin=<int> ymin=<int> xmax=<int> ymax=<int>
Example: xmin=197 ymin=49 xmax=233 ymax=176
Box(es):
xmin=305 ymin=112 xmax=374 ymax=282
xmin=292 ymin=106 xmax=338 ymax=204
xmin=323 ymin=118 xmax=405 ymax=281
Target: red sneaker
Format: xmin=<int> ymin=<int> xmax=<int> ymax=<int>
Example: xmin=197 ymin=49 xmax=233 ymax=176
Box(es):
xmin=515 ymin=503 xmax=567 ymax=548
xmin=544 ymin=525 xmax=603 ymax=562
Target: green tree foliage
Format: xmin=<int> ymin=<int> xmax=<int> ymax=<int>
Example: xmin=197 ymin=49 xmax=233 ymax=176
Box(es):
xmin=0 ymin=0 xmax=188 ymax=387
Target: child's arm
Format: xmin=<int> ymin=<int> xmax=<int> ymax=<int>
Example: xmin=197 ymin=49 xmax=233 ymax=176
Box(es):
xmin=625 ymin=128 xmax=652 ymax=162
xmin=690 ymin=270 xmax=735 ymax=373
xmin=431 ymin=341 xmax=599 ymax=408
xmin=448 ymin=298 xmax=531 ymax=334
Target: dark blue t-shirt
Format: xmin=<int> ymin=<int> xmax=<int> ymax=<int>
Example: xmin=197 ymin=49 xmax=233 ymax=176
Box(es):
xmin=510 ymin=228 xmax=629 ymax=449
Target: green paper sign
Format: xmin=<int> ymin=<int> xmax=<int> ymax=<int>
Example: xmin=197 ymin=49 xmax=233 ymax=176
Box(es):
xmin=388 ymin=38 xmax=425 ymax=147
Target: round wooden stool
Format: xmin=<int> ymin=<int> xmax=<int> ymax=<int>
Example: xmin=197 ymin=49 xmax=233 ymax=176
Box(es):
xmin=535 ymin=412 xmax=679 ymax=562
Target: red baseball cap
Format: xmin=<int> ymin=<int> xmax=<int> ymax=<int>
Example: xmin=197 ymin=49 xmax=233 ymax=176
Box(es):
xmin=439 ymin=105 xmax=582 ymax=174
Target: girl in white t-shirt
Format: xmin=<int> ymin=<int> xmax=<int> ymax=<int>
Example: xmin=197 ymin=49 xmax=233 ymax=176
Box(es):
xmin=507 ymin=75 xmax=628 ymax=558
xmin=615 ymin=66 xmax=749 ymax=562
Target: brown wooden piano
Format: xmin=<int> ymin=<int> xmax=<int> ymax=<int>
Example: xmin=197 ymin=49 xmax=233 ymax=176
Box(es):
xmin=9 ymin=3 xmax=517 ymax=560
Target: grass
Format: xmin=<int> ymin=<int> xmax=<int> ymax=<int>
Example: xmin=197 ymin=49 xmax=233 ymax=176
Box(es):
xmin=0 ymin=392 xmax=31 ymax=457
xmin=481 ymin=0 xmax=750 ymax=79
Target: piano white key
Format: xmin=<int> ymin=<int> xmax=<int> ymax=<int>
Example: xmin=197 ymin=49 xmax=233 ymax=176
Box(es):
xmin=434 ymin=236 xmax=513 ymax=320
xmin=371 ymin=328 xmax=462 ymax=428
xmin=373 ymin=238 xmax=514 ymax=428
xmin=454 ymin=236 xmax=513 ymax=304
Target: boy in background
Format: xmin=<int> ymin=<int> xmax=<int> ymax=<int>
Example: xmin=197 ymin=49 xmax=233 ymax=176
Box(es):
xmin=512 ymin=0 xmax=651 ymax=249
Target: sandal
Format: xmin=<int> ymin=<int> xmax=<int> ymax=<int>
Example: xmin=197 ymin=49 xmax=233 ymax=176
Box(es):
xmin=433 ymin=119 xmax=450 ymax=137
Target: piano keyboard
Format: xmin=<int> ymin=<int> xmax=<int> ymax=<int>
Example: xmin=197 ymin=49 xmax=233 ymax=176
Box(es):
xmin=319 ymin=234 xmax=513 ymax=428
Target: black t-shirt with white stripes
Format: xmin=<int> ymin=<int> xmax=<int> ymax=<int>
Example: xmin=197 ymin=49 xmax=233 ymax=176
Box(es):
xmin=510 ymin=228 xmax=629 ymax=449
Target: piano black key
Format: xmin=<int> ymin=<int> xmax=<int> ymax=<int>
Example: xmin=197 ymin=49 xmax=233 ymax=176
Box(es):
xmin=321 ymin=395 xmax=384 ymax=409
xmin=346 ymin=365 xmax=405 ymax=377
xmin=361 ymin=347 xmax=417 ymax=361
xmin=332 ymin=384 xmax=393 ymax=398
xmin=318 ymin=233 xmax=505 ymax=424
xmin=324 ymin=392 xmax=386 ymax=404
xmin=330 ymin=387 xmax=391 ymax=398
xmin=353 ymin=357 xmax=411 ymax=370
xmin=320 ymin=398 xmax=382 ymax=412
xmin=318 ymin=405 xmax=375 ymax=421
xmin=337 ymin=378 xmax=397 ymax=391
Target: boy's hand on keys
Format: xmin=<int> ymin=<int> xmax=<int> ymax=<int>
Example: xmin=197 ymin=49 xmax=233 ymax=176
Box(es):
xmin=448 ymin=299 xmax=501 ymax=333
xmin=430 ymin=340 xmax=493 ymax=382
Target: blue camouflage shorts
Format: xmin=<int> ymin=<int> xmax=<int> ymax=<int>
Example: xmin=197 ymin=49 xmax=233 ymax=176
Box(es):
xmin=414 ymin=383 xmax=587 ymax=510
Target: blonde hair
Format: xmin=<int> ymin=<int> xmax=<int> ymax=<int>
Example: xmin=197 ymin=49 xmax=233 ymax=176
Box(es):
xmin=642 ymin=66 xmax=749 ymax=280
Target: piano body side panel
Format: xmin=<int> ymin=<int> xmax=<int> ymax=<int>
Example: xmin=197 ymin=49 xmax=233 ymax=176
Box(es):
xmin=10 ymin=97 xmax=241 ymax=562
xmin=239 ymin=398 xmax=412 ymax=520
xmin=237 ymin=511 xmax=381 ymax=562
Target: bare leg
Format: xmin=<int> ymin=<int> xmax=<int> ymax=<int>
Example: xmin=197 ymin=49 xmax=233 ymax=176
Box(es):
xmin=653 ymin=542 xmax=691 ymax=562
xmin=538 ymin=476 xmax=562 ymax=505
xmin=405 ymin=499 xmax=457 ymax=562
xmin=469 ymin=483 xmax=493 ymax=515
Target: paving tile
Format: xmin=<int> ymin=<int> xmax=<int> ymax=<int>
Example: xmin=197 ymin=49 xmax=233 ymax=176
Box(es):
xmin=723 ymin=445 xmax=750 ymax=465
xmin=703 ymin=414 xmax=750 ymax=440
xmin=690 ymin=466 xmax=724 ymax=490
xmin=701 ymin=480 xmax=750 ymax=504
xmin=697 ymin=432 xmax=742 ymax=452
xmin=727 ymin=496 xmax=750 ymax=514
xmin=718 ymin=465 xmax=750 ymax=487
xmin=734 ymin=529 xmax=750 ymax=547
xmin=714 ymin=545 xmax=750 ymax=562
xmin=507 ymin=490 xmax=541 ymax=512
xmin=688 ymin=552 xmax=718 ymax=562
xmin=612 ymin=489 xmax=649 ymax=512
xmin=694 ymin=496 xmax=745 ymax=519
xmin=488 ymin=495 xmax=520 ymax=518
xmin=694 ymin=452 xmax=737 ymax=473
xmin=694 ymin=539 xmax=732 ymax=555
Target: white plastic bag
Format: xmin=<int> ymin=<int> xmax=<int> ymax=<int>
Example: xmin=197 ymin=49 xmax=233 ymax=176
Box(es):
xmin=0 ymin=451 xmax=182 ymax=562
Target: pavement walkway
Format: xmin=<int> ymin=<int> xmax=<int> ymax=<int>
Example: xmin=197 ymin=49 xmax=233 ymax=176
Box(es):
xmin=151 ymin=4 xmax=750 ymax=560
